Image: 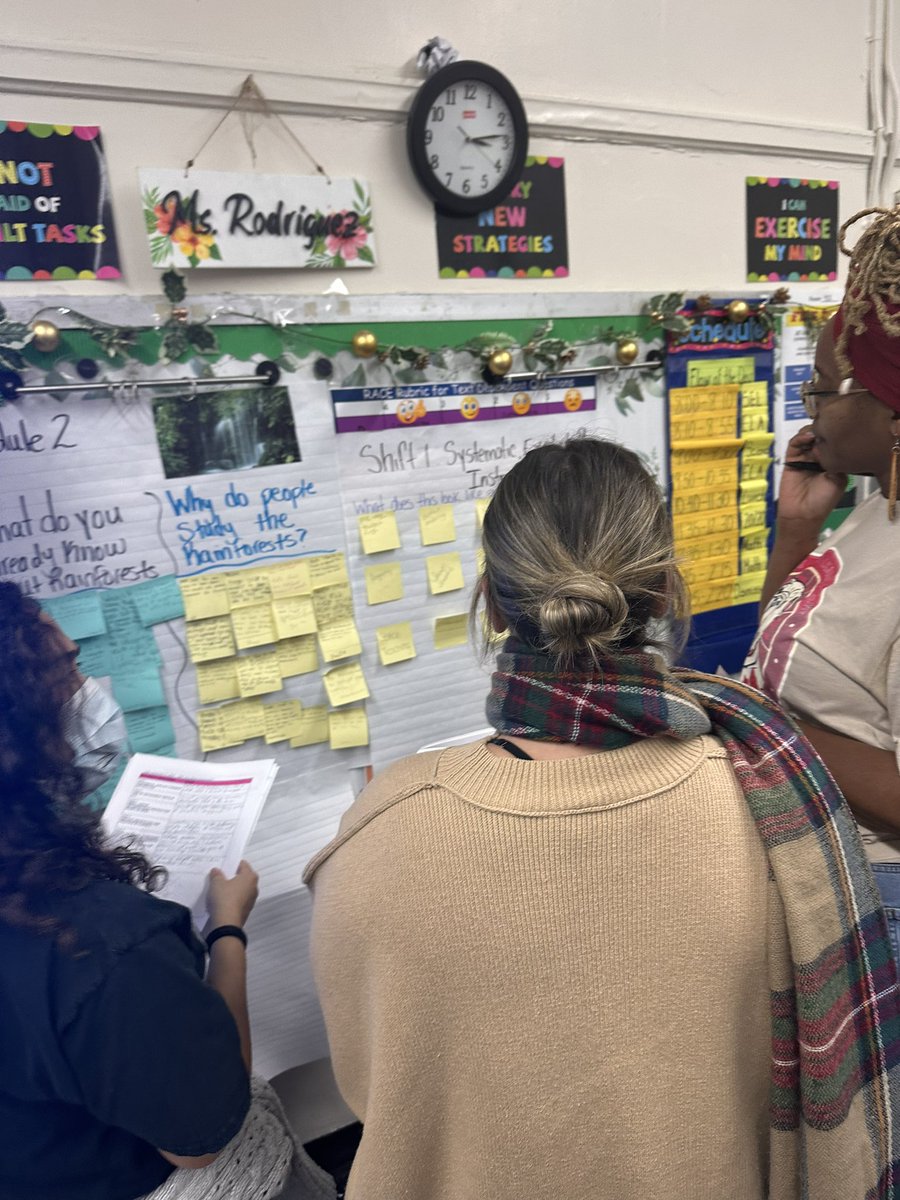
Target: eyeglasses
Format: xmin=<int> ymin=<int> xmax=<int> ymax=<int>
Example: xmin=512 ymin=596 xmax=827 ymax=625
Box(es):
xmin=800 ymin=378 xmax=868 ymax=419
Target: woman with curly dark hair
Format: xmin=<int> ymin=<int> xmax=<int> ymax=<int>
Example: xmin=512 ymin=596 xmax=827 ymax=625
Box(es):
xmin=0 ymin=582 xmax=334 ymax=1200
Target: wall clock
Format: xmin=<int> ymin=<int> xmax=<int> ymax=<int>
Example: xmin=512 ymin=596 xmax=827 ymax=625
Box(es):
xmin=406 ymin=60 xmax=529 ymax=216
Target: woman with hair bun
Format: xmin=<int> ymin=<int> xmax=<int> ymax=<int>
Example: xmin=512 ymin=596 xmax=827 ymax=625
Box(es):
xmin=307 ymin=437 xmax=900 ymax=1200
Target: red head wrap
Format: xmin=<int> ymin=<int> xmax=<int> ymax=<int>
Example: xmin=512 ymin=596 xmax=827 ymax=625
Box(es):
xmin=834 ymin=298 xmax=900 ymax=414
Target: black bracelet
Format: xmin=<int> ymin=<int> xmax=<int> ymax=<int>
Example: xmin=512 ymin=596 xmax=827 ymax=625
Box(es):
xmin=205 ymin=924 xmax=248 ymax=952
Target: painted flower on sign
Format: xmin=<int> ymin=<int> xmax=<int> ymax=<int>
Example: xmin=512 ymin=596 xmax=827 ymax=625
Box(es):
xmin=325 ymin=213 xmax=369 ymax=261
xmin=141 ymin=187 xmax=222 ymax=269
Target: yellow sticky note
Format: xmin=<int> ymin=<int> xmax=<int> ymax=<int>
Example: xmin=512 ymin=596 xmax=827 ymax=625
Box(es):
xmin=289 ymin=705 xmax=329 ymax=747
xmin=197 ymin=708 xmax=240 ymax=752
xmin=732 ymin=571 xmax=767 ymax=606
xmin=365 ymin=562 xmax=404 ymax=605
xmin=358 ymin=511 xmax=401 ymax=554
xmin=475 ymin=498 xmax=490 ymax=529
xmin=426 ymin=552 xmax=465 ymax=595
xmin=434 ymin=613 xmax=469 ymax=650
xmin=741 ymin=409 xmax=770 ymax=435
xmin=740 ymin=380 xmax=769 ymax=409
xmin=220 ymin=698 xmax=265 ymax=743
xmin=235 ymin=650 xmax=283 ymax=698
xmin=419 ymin=504 xmax=457 ymax=546
xmin=376 ymin=621 xmax=416 ymax=665
xmin=277 ymin=634 xmax=318 ymax=677
xmin=312 ymin=582 xmax=354 ymax=627
xmin=323 ymin=660 xmax=370 ymax=706
xmin=179 ymin=575 xmax=230 ymax=621
xmin=309 ymin=553 xmax=348 ymax=589
xmin=224 ymin=570 xmax=272 ymax=609
xmin=318 ymin=619 xmax=362 ymax=663
xmin=195 ymin=659 xmax=240 ymax=704
xmin=231 ymin=603 xmax=277 ymax=650
xmin=263 ymin=700 xmax=305 ymax=744
xmin=328 ymin=706 xmax=369 ymax=750
xmin=272 ymin=595 xmax=317 ymax=639
xmin=476 ymin=547 xmax=485 ymax=574
xmin=186 ymin=615 xmax=236 ymax=663
xmin=266 ymin=560 xmax=312 ymax=598
xmin=741 ymin=547 xmax=768 ymax=576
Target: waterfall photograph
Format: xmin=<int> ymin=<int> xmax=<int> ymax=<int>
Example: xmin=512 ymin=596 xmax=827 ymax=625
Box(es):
xmin=152 ymin=385 xmax=301 ymax=480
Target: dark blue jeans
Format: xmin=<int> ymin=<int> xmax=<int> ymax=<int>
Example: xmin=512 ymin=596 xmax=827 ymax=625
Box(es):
xmin=871 ymin=862 xmax=900 ymax=967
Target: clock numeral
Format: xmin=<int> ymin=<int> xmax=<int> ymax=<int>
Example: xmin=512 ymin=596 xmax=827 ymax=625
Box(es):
xmin=431 ymin=106 xmax=445 ymax=122
xmin=445 ymin=88 xmax=457 ymax=105
xmin=424 ymin=129 xmax=433 ymax=145
xmin=445 ymin=172 xmax=453 ymax=187
xmin=502 ymin=135 xmax=510 ymax=150
xmin=497 ymin=112 xmax=506 ymax=126
xmin=494 ymin=160 xmax=502 ymax=172
xmin=481 ymin=174 xmax=488 ymax=189
xmin=462 ymin=178 xmax=471 ymax=195
xmin=464 ymin=84 xmax=478 ymax=100
xmin=486 ymin=92 xmax=493 ymax=109
xmin=429 ymin=155 xmax=439 ymax=169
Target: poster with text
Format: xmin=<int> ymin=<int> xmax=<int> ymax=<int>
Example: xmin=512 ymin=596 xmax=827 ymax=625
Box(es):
xmin=0 ymin=122 xmax=121 ymax=281
xmin=746 ymin=176 xmax=838 ymax=283
xmin=436 ymin=157 xmax=568 ymax=279
xmin=139 ymin=169 xmax=376 ymax=270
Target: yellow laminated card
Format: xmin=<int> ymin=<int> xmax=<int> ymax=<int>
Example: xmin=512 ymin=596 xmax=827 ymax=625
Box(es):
xmin=328 ymin=706 xmax=369 ymax=750
xmin=740 ymin=408 xmax=770 ymax=435
xmin=266 ymin=560 xmax=312 ymax=598
xmin=681 ymin=552 xmax=740 ymax=587
xmin=358 ymin=511 xmax=401 ymax=554
xmin=740 ymin=502 xmax=768 ymax=532
xmin=670 ymin=458 xmax=738 ymax=492
xmin=365 ymin=562 xmax=404 ymax=606
xmin=276 ymin=635 xmax=318 ymax=677
xmin=673 ymin=510 xmax=739 ymax=541
xmin=272 ymin=595 xmax=317 ymax=639
xmin=263 ymin=700 xmax=305 ymax=744
xmin=376 ymin=621 xmax=416 ymax=666
xmin=220 ymin=698 xmax=265 ymax=743
xmin=733 ymin=570 xmax=767 ymax=606
xmin=186 ymin=615 xmax=236 ymax=663
xmin=318 ymin=619 xmax=362 ymax=663
xmin=309 ymin=553 xmax=348 ymax=590
xmin=426 ymin=552 xmax=465 ymax=595
xmin=323 ymin=660 xmax=370 ymax=706
xmin=289 ymin=704 xmax=329 ymax=748
xmin=741 ymin=526 xmax=768 ymax=551
xmin=475 ymin=497 xmax=490 ymax=529
xmin=740 ymin=380 xmax=768 ymax=409
xmin=312 ymin=582 xmax=354 ymax=626
xmin=686 ymin=358 xmax=755 ymax=387
xmin=676 ymin=531 xmax=737 ymax=564
xmin=690 ymin=577 xmax=739 ymax=615
xmin=668 ymin=384 xmax=740 ymax=417
xmin=179 ymin=575 xmax=230 ymax=621
xmin=224 ymin=569 xmax=272 ymax=609
xmin=669 ymin=438 xmax=743 ymax=459
xmin=739 ymin=478 xmax=768 ymax=500
xmin=669 ymin=411 xmax=738 ymax=440
xmin=741 ymin=454 xmax=772 ymax=482
xmin=195 ymin=659 xmax=240 ymax=704
xmin=434 ymin=613 xmax=469 ymax=650
xmin=231 ymin=603 xmax=277 ymax=650
xmin=741 ymin=547 xmax=768 ymax=576
xmin=419 ymin=503 xmax=457 ymax=546
xmin=671 ymin=486 xmax=737 ymax=517
xmin=235 ymin=650 xmax=283 ymax=698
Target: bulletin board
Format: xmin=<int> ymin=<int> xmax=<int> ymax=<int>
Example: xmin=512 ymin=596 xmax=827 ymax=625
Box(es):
xmin=0 ymin=290 xmax=669 ymax=1076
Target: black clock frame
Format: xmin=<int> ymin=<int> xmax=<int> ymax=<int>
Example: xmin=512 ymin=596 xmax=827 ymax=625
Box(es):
xmin=406 ymin=60 xmax=529 ymax=216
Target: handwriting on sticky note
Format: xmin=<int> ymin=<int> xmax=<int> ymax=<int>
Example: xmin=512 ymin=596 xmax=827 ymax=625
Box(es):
xmin=272 ymin=595 xmax=317 ymax=639
xmin=289 ymin=705 xmax=329 ymax=747
xmin=312 ymin=582 xmax=354 ymax=627
xmin=434 ymin=613 xmax=469 ymax=650
xmin=179 ymin=575 xmax=231 ymax=621
xmin=43 ymin=591 xmax=107 ymax=640
xmin=309 ymin=553 xmax=348 ymax=589
xmin=186 ymin=615 xmax=236 ymax=663
xmin=266 ymin=560 xmax=312 ymax=598
xmin=196 ymin=659 xmax=240 ymax=704
xmin=225 ymin=569 xmax=272 ymax=609
xmin=318 ymin=619 xmax=362 ymax=663
xmin=376 ymin=622 xmax=416 ymax=666
xmin=328 ymin=707 xmax=369 ymax=750
xmin=130 ymin=575 xmax=185 ymax=627
xmin=111 ymin=666 xmax=166 ymax=713
xmin=231 ymin=603 xmax=277 ymax=650
xmin=426 ymin=552 xmax=465 ymax=595
xmin=236 ymin=651 xmax=283 ymax=698
xmin=358 ymin=511 xmax=401 ymax=554
xmin=221 ymin=699 xmax=265 ymax=744
xmin=419 ymin=504 xmax=457 ymax=546
xmin=197 ymin=708 xmax=238 ymax=753
xmin=323 ymin=661 xmax=370 ymax=706
xmin=365 ymin=562 xmax=404 ymax=605
xmin=276 ymin=635 xmax=318 ymax=677
xmin=263 ymin=700 xmax=305 ymax=744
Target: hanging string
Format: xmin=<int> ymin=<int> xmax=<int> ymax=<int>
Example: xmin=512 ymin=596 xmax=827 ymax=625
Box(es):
xmin=184 ymin=75 xmax=329 ymax=179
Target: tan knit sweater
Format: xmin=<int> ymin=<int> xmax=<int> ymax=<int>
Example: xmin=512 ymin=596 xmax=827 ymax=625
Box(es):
xmin=304 ymin=736 xmax=778 ymax=1200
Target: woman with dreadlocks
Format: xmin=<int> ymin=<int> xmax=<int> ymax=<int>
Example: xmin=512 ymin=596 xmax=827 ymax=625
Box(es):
xmin=306 ymin=436 xmax=900 ymax=1200
xmin=0 ymin=582 xmax=334 ymax=1200
xmin=743 ymin=205 xmax=900 ymax=956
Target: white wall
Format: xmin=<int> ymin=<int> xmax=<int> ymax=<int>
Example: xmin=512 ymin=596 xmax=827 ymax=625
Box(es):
xmin=0 ymin=0 xmax=889 ymax=299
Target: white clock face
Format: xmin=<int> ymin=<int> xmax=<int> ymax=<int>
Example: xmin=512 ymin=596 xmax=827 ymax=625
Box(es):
xmin=423 ymin=80 xmax=516 ymax=200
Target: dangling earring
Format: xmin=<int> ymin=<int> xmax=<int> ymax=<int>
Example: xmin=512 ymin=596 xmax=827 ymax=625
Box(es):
xmin=890 ymin=433 xmax=900 ymax=522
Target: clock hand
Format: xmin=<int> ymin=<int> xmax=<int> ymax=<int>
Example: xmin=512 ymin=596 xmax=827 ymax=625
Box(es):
xmin=469 ymin=134 xmax=504 ymax=144
xmin=457 ymin=125 xmax=473 ymax=143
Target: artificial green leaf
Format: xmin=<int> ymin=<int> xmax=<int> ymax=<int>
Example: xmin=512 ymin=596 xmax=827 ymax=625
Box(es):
xmin=161 ymin=270 xmax=186 ymax=304
xmin=186 ymin=324 xmax=218 ymax=352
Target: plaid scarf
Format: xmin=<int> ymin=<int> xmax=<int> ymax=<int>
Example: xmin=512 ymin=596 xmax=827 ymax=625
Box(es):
xmin=488 ymin=640 xmax=900 ymax=1199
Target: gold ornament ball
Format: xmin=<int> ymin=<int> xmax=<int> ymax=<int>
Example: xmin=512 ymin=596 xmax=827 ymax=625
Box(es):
xmin=31 ymin=318 xmax=61 ymax=353
xmin=615 ymin=338 xmax=639 ymax=366
xmin=352 ymin=329 xmax=378 ymax=358
xmin=487 ymin=348 xmax=513 ymax=376
xmin=726 ymin=299 xmax=751 ymax=323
